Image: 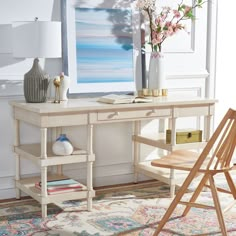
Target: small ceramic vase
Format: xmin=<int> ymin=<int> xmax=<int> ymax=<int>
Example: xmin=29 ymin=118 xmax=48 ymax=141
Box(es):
xmin=59 ymin=73 xmax=70 ymax=101
xmin=52 ymin=134 xmax=74 ymax=156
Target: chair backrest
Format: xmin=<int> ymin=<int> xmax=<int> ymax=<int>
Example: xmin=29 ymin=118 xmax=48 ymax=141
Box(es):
xmin=200 ymin=108 xmax=236 ymax=171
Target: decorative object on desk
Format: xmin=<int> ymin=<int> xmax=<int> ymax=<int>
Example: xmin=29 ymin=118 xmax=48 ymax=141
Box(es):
xmin=24 ymin=58 xmax=50 ymax=103
xmin=148 ymin=51 xmax=166 ymax=96
xmin=136 ymin=0 xmax=205 ymax=96
xmin=53 ymin=76 xmax=61 ymax=103
xmin=59 ymin=72 xmax=70 ymax=101
xmin=97 ymin=94 xmax=153 ymax=104
xmin=52 ymin=134 xmax=74 ymax=156
xmin=12 ymin=18 xmax=62 ymax=103
xmin=141 ymin=88 xmax=152 ymax=97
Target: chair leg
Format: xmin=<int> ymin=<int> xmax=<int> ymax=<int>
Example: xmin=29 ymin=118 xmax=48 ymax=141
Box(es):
xmin=182 ymin=173 xmax=210 ymax=216
xmin=153 ymin=175 xmax=193 ymax=235
xmin=209 ymin=175 xmax=228 ymax=236
xmin=224 ymin=172 xmax=236 ymax=199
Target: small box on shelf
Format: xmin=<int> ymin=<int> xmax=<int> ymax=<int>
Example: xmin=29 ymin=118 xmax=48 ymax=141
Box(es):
xmin=166 ymin=129 xmax=202 ymax=144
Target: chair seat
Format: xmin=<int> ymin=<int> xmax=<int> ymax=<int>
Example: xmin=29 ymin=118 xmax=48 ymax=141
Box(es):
xmin=151 ymin=150 xmax=210 ymax=172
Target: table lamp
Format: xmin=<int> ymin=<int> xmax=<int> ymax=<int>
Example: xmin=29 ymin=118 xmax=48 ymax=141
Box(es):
xmin=12 ymin=19 xmax=62 ymax=103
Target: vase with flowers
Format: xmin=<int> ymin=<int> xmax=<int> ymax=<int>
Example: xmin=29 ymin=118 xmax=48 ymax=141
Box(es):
xmin=136 ymin=0 xmax=205 ymax=95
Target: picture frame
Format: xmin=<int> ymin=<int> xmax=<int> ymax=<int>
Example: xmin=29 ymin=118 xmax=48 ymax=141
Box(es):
xmin=61 ymin=0 xmax=142 ymax=95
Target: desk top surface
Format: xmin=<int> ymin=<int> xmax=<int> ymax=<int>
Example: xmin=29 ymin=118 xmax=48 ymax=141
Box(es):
xmin=10 ymin=96 xmax=217 ymax=114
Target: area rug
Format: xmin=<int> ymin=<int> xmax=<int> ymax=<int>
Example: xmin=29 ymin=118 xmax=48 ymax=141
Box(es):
xmin=1 ymin=180 xmax=236 ymax=236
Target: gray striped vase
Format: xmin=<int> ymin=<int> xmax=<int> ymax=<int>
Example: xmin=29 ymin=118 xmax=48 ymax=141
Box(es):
xmin=24 ymin=58 xmax=49 ymax=103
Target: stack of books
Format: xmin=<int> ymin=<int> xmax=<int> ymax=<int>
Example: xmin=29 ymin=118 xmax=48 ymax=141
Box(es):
xmin=35 ymin=178 xmax=84 ymax=195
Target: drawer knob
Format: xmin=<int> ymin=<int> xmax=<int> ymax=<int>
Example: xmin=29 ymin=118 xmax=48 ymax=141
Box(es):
xmin=108 ymin=112 xmax=120 ymax=119
xmin=147 ymin=109 xmax=156 ymax=116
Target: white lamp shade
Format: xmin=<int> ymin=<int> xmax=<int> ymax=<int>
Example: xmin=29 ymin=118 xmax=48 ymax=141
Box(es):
xmin=12 ymin=21 xmax=61 ymax=58
xmin=0 ymin=24 xmax=12 ymax=53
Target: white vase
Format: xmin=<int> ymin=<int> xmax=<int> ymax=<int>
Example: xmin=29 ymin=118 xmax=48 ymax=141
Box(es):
xmin=52 ymin=134 xmax=74 ymax=156
xmin=148 ymin=52 xmax=166 ymax=90
xmin=59 ymin=75 xmax=70 ymax=101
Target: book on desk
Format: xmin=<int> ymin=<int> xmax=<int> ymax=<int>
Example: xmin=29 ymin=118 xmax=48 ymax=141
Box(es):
xmin=97 ymin=94 xmax=153 ymax=104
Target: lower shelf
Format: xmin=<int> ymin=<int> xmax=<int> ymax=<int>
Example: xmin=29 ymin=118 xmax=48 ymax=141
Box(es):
xmin=136 ymin=161 xmax=189 ymax=186
xmin=133 ymin=133 xmax=207 ymax=151
xmin=15 ymin=174 xmax=95 ymax=205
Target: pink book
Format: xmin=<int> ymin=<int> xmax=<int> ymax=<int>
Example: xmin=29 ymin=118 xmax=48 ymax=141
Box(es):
xmin=35 ymin=182 xmax=83 ymax=195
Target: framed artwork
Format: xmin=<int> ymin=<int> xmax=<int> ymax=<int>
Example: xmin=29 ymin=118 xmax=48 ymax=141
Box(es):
xmin=61 ymin=0 xmax=142 ymax=95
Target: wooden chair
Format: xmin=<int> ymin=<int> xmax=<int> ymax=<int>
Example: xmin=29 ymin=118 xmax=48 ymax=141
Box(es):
xmin=151 ymin=108 xmax=236 ymax=236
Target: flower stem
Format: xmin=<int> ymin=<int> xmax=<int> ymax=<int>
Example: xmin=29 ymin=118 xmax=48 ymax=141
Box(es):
xmin=147 ymin=9 xmax=154 ymax=52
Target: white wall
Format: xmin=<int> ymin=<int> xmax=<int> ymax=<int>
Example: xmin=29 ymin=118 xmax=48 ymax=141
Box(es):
xmin=215 ymin=1 xmax=236 ymax=124
xmin=0 ymin=0 xmax=216 ymax=199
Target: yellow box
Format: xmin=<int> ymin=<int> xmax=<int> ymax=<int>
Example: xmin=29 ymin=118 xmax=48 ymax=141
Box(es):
xmin=166 ymin=129 xmax=202 ymax=144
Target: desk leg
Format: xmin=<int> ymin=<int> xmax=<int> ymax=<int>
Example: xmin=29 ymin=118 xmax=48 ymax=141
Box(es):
xmin=171 ymin=117 xmax=177 ymax=146
xmin=14 ymin=119 xmax=21 ymax=199
xmin=170 ymin=117 xmax=177 ymax=197
xmin=87 ymin=161 xmax=93 ymax=211
xmin=170 ymin=169 xmax=175 ymax=198
xmin=41 ymin=166 xmax=47 ymax=218
xmin=41 ymin=128 xmax=48 ymax=218
xmin=52 ymin=127 xmax=63 ymax=175
xmin=133 ymin=120 xmax=141 ymax=183
xmin=87 ymin=124 xmax=94 ymax=211
xmin=205 ymin=114 xmax=212 ymax=142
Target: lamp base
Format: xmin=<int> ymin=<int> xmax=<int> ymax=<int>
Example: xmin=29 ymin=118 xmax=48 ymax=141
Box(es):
xmin=24 ymin=58 xmax=49 ymax=103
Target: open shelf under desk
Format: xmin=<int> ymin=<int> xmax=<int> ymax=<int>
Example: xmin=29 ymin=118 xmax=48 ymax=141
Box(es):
xmin=14 ymin=143 xmax=95 ymax=166
xmin=133 ymin=133 xmax=207 ymax=151
xmin=136 ymin=161 xmax=190 ymax=186
xmin=15 ymin=174 xmax=95 ymax=205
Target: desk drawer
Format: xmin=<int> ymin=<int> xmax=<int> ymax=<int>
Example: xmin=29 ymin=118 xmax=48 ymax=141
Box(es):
xmin=97 ymin=108 xmax=171 ymax=121
xmin=45 ymin=113 xmax=88 ymax=127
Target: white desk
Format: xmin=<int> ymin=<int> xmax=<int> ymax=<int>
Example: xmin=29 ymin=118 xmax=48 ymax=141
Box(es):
xmin=10 ymin=96 xmax=217 ymax=217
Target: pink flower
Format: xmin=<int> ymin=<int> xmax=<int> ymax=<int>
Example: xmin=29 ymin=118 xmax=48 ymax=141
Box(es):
xmin=166 ymin=27 xmax=174 ymax=36
xmin=152 ymin=31 xmax=163 ymax=44
xmin=136 ymin=0 xmax=205 ymax=52
xmin=184 ymin=5 xmax=192 ymax=15
xmin=173 ymin=10 xmax=181 ymax=18
xmin=165 ymin=21 xmax=171 ymax=27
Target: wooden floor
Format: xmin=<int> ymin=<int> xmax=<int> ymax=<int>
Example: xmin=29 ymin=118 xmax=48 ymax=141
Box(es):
xmin=95 ymin=179 xmax=163 ymax=195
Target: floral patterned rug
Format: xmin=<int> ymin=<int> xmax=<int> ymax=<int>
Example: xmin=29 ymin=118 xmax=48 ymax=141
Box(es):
xmin=1 ymin=180 xmax=236 ymax=236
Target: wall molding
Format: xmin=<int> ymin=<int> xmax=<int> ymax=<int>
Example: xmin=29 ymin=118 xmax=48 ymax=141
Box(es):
xmin=0 ymin=80 xmax=23 ymax=97
xmin=206 ymin=0 xmax=218 ymax=98
xmin=0 ymin=72 xmax=208 ymax=98
xmin=166 ymin=72 xmax=209 ymax=80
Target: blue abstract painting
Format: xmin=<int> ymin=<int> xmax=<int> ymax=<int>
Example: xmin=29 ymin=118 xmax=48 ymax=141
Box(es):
xmin=75 ymin=8 xmax=134 ymax=86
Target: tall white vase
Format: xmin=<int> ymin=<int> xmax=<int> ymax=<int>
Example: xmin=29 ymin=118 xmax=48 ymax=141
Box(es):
xmin=148 ymin=52 xmax=166 ymax=90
